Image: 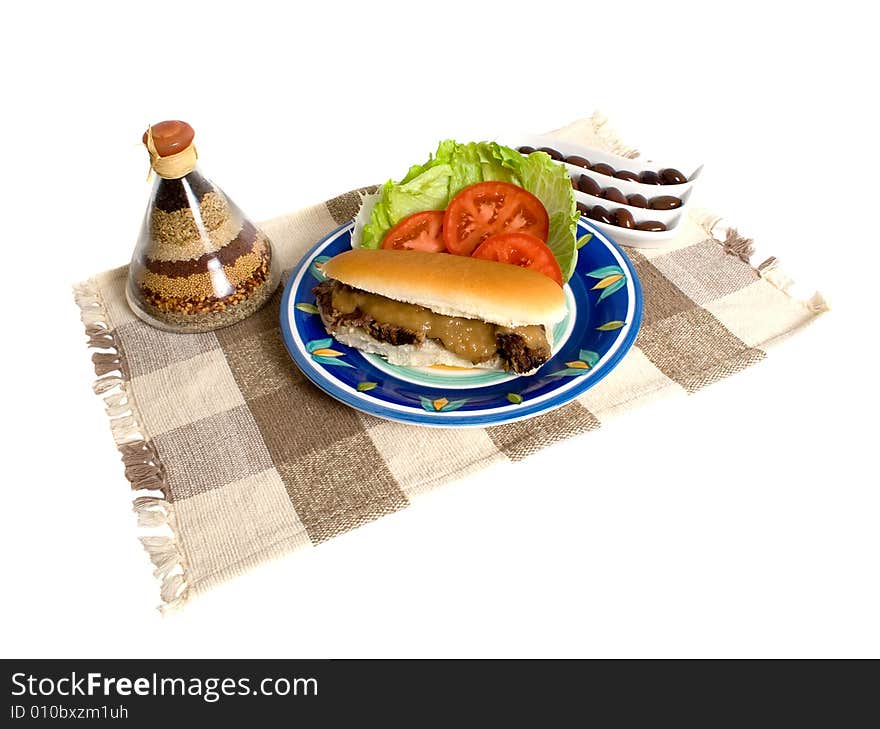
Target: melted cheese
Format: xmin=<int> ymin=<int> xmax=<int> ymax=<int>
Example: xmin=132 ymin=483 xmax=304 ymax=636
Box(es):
xmin=330 ymin=286 xmax=547 ymax=364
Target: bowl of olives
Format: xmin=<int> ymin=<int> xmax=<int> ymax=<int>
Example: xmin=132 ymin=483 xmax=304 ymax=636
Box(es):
xmin=512 ymin=135 xmax=702 ymax=249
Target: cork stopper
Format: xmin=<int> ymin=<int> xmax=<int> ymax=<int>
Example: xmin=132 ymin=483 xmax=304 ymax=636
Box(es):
xmin=144 ymin=120 xmax=198 ymax=179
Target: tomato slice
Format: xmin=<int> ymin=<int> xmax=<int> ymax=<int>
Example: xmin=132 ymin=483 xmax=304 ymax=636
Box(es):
xmin=442 ymin=181 xmax=550 ymax=256
xmin=382 ymin=210 xmax=446 ymax=252
xmin=471 ymin=232 xmax=563 ymax=286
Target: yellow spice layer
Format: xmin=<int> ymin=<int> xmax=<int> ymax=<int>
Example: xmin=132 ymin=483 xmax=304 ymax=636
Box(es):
xmin=136 ymin=238 xmax=269 ymax=300
xmin=136 ymin=260 xmax=274 ymax=324
xmin=148 ymin=191 xmax=242 ymax=260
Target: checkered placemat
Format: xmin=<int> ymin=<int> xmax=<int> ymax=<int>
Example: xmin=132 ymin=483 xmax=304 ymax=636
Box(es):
xmin=74 ymin=114 xmax=827 ymax=610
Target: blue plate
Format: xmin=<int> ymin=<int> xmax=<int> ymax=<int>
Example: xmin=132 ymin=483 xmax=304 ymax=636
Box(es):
xmin=279 ymin=218 xmax=643 ymax=427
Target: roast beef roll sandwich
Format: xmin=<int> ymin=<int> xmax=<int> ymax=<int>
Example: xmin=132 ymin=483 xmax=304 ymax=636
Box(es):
xmin=313 ymin=249 xmax=567 ymax=375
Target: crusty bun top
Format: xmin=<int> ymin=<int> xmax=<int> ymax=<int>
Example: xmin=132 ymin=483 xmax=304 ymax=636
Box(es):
xmin=321 ymin=249 xmax=567 ymax=328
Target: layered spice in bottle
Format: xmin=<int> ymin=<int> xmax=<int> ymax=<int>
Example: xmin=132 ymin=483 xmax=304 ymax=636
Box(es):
xmin=126 ymin=120 xmax=279 ymax=332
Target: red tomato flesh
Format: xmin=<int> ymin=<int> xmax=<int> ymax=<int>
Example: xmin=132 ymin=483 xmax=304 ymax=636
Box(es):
xmin=382 ymin=210 xmax=446 ymax=252
xmin=471 ymin=232 xmax=563 ymax=286
xmin=442 ymin=181 xmax=550 ymax=256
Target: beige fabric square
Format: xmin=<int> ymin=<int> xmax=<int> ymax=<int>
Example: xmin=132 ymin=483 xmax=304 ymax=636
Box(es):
xmin=116 ymin=320 xmax=219 ymax=378
xmin=650 ymin=239 xmax=758 ymax=306
xmin=153 ymin=405 xmax=275 ymax=500
xmin=636 ymin=307 xmax=764 ymax=393
xmin=96 ymin=266 xmax=138 ymax=327
xmin=276 ymin=431 xmax=406 ymax=543
xmin=577 ymin=346 xmax=683 ymax=419
xmin=219 ymin=322 xmax=304 ymax=400
xmin=488 ymin=401 xmax=601 ymax=461
xmin=365 ymin=422 xmax=503 ymax=497
xmin=704 ymin=279 xmax=819 ymax=349
xmin=629 ymin=250 xmax=697 ymax=328
xmin=133 ymin=349 xmax=245 ymax=436
xmin=260 ymin=203 xmax=339 ymax=271
xmin=174 ymin=468 xmax=310 ymax=587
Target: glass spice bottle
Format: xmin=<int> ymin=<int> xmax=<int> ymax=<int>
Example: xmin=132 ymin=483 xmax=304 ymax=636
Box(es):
xmin=126 ymin=120 xmax=280 ymax=333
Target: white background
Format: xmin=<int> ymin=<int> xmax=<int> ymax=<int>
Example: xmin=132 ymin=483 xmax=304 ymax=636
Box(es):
xmin=2 ymin=1 xmax=877 ymax=658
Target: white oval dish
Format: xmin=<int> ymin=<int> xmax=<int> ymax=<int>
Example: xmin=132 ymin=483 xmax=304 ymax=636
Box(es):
xmin=579 ymin=217 xmax=679 ymax=249
xmin=508 ymin=134 xmax=702 ymax=249
xmin=570 ymin=168 xmax=694 ymax=205
xmin=517 ymin=133 xmax=702 ymax=193
xmin=572 ymin=189 xmax=683 ymax=227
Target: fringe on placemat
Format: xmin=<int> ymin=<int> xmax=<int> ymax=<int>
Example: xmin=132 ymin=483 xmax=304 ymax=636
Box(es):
xmin=690 ymin=209 xmax=830 ymax=314
xmin=73 ymin=279 xmax=190 ymax=614
xmin=588 ymin=112 xmax=641 ymax=159
xmin=546 ymin=111 xmax=641 ymax=160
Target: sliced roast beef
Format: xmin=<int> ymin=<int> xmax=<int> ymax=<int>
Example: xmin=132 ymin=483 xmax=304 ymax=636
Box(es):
xmin=496 ymin=332 xmax=551 ymax=373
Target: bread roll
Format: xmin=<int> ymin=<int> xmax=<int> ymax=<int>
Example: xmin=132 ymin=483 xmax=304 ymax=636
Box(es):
xmin=321 ymin=249 xmax=566 ymax=328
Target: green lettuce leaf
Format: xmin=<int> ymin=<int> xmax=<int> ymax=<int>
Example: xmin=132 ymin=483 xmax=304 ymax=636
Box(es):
xmin=516 ymin=150 xmax=580 ymax=281
xmin=386 ymin=164 xmax=451 ymax=224
xmin=356 ymin=140 xmax=579 ymax=281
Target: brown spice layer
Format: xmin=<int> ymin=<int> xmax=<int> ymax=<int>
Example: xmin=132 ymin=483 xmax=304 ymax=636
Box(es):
xmin=152 ymin=171 xmax=216 ymax=213
xmin=141 ymin=220 xmax=258 ymax=277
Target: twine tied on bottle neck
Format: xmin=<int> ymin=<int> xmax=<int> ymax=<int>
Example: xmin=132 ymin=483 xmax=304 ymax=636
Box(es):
xmin=145 ymin=125 xmax=198 ymax=180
